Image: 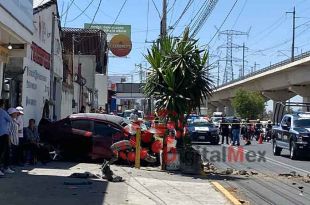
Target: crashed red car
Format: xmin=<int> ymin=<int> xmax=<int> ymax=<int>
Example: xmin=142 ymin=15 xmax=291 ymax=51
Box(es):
xmin=39 ymin=113 xmax=128 ymax=160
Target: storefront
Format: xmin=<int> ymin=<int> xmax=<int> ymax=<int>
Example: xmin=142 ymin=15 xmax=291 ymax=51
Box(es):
xmin=0 ymin=0 xmax=33 ymax=108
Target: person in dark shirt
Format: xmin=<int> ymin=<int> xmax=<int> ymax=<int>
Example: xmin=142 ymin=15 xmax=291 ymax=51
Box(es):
xmin=24 ymin=119 xmax=40 ymax=164
xmin=231 ymin=117 xmax=241 ymax=146
xmin=255 ymin=119 xmax=263 ymax=139
xmin=220 ymin=117 xmax=230 ymax=144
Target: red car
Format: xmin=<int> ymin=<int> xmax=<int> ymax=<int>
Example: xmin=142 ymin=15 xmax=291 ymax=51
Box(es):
xmin=39 ymin=113 xmax=128 ymax=161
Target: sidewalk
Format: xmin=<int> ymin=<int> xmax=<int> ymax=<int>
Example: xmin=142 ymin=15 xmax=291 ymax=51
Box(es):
xmin=0 ymin=162 xmax=231 ymax=205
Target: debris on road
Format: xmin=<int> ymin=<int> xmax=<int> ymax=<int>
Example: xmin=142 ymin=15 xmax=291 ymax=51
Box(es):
xmin=203 ymin=162 xmax=217 ymax=171
xmin=250 ymin=171 xmax=258 ymax=175
xmin=303 ymin=177 xmax=310 ymax=183
xmin=101 ymin=160 xmax=125 ymax=182
xmin=238 ymin=170 xmax=249 ymax=176
xmin=69 ymin=172 xmax=100 ymax=179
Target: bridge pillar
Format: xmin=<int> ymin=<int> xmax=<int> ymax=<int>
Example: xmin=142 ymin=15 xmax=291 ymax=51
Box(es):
xmin=262 ymin=90 xmax=296 ymax=102
xmin=262 ymin=90 xmax=296 ymax=112
xmin=210 ymin=101 xmax=225 ymax=113
xmin=289 ymin=85 xmax=310 ymax=100
xmin=289 ymin=85 xmax=310 ymax=111
xmin=207 ymin=103 xmax=217 ymax=114
xmin=222 ymin=100 xmax=234 ymax=116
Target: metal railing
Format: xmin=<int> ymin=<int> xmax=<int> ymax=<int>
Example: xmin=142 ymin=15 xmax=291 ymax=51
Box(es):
xmin=216 ymin=51 xmax=310 ymax=89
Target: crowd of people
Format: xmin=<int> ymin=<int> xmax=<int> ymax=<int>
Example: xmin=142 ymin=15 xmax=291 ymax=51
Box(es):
xmin=219 ymin=117 xmax=273 ymax=146
xmin=0 ymin=101 xmax=42 ymax=177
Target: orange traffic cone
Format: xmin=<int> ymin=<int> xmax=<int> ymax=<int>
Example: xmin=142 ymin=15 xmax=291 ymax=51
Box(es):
xmin=258 ymin=133 xmax=263 ymax=144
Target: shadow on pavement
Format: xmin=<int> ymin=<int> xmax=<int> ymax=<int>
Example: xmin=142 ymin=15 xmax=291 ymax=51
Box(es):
xmin=0 ymin=162 xmax=108 ymax=205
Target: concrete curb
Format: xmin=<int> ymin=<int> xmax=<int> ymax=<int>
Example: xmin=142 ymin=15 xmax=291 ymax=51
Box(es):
xmin=211 ymin=181 xmax=242 ymax=205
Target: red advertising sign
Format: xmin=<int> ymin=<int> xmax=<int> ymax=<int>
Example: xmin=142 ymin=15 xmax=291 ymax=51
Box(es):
xmin=31 ymin=42 xmax=50 ymax=70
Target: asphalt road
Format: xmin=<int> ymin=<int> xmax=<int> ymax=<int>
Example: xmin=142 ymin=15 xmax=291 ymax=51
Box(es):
xmin=192 ymin=140 xmax=310 ymax=205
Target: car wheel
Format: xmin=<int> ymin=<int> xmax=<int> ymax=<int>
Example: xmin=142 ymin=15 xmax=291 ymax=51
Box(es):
xmin=290 ymin=142 xmax=299 ymax=160
xmin=273 ymin=140 xmax=282 ymax=156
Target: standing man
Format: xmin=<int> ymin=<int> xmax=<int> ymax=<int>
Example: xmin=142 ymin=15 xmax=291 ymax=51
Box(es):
xmin=16 ymin=106 xmax=25 ymax=165
xmin=0 ymin=100 xmax=12 ymax=176
xmin=220 ymin=117 xmax=230 ymax=144
xmin=130 ymin=109 xmax=139 ymax=122
xmin=8 ymin=108 xmax=20 ymax=169
xmin=231 ymin=117 xmax=241 ymax=146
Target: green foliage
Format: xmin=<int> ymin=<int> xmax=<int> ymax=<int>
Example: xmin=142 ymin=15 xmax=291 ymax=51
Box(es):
xmin=143 ymin=28 xmax=214 ymax=120
xmin=232 ymin=89 xmax=265 ymax=119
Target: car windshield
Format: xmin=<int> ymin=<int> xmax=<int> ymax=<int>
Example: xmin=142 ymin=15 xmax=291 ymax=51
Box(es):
xmin=191 ymin=121 xmax=214 ymax=127
xmin=212 ymin=117 xmax=221 ymax=123
xmin=294 ymin=119 xmax=310 ymax=128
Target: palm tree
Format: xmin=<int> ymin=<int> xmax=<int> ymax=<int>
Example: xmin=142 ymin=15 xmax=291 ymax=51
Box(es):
xmin=144 ymin=28 xmax=214 ymax=168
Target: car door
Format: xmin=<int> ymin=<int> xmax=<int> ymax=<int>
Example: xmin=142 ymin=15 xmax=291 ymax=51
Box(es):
xmin=281 ymin=116 xmax=291 ymax=149
xmin=69 ymin=119 xmax=93 ymax=157
xmin=284 ymin=116 xmax=292 ymax=148
xmin=92 ymin=121 xmax=122 ymax=159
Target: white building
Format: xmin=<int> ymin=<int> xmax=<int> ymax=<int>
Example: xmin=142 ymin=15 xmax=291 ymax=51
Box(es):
xmin=29 ymin=0 xmax=63 ymax=122
xmin=0 ymin=0 xmax=33 ymax=109
xmin=62 ymin=28 xmax=108 ymax=114
xmin=0 ymin=0 xmax=64 ymax=124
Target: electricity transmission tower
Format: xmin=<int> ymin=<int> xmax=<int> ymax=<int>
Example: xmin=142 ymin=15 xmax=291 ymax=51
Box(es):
xmin=218 ymin=30 xmax=248 ymax=83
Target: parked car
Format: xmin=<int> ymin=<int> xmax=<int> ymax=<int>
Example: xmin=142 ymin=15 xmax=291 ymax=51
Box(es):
xmin=210 ymin=117 xmax=222 ymax=128
xmin=123 ymin=109 xmax=144 ymax=121
xmin=39 ymin=113 xmax=128 ymax=161
xmin=188 ymin=119 xmax=220 ymax=144
xmin=272 ymin=112 xmax=310 ymax=159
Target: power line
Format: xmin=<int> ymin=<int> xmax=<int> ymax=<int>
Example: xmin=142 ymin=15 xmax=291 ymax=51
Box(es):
xmin=207 ymin=0 xmax=239 ymax=45
xmin=87 ymin=0 xmax=128 ymax=55
xmin=190 ymin=0 xmax=219 ymax=37
xmin=71 ymin=2 xmax=94 ymax=21
xmin=231 ymin=0 xmax=248 ymax=29
xmin=246 ymin=19 xmax=310 ymax=57
xmin=89 ymin=0 xmax=103 ymax=26
xmin=170 ymin=0 xmax=194 ymax=32
xmin=66 ymin=0 xmax=95 ymax=23
xmin=61 ymin=0 xmax=75 ymax=18
xmin=146 ymin=0 xmax=150 ymax=41
xmin=151 ymin=0 xmax=162 ymax=19
xmin=247 ymin=15 xmax=286 ymax=47
xmin=167 ymin=0 xmax=177 ymax=13
xmin=187 ymin=0 xmax=208 ymax=28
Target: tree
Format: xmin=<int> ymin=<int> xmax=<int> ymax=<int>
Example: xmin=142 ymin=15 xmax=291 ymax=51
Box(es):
xmin=232 ymin=89 xmax=265 ymax=119
xmin=144 ymin=28 xmax=213 ymax=118
xmin=143 ymin=28 xmax=214 ymax=168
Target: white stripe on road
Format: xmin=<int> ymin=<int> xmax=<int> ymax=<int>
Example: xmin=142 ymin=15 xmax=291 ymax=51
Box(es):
xmin=222 ymin=144 xmax=310 ymax=175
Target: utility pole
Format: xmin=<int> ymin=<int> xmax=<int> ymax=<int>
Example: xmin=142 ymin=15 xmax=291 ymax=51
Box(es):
xmin=287 ymin=7 xmax=296 ymax=62
xmin=217 ymin=60 xmax=220 ymax=87
xmin=160 ymin=0 xmax=167 ymax=39
xmin=160 ymin=0 xmax=167 ymax=171
xmin=135 ymin=63 xmax=143 ymax=83
xmin=242 ymin=43 xmax=245 ymax=77
xmin=252 ymin=62 xmax=260 ymax=72
xmin=72 ymin=34 xmax=76 ymax=111
xmin=50 ymin=12 xmax=56 ymax=120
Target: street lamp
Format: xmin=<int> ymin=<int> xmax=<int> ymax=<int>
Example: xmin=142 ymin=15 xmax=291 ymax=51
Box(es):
xmin=7 ymin=43 xmax=12 ymax=50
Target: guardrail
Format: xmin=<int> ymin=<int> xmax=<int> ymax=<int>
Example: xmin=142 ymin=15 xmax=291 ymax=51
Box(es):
xmin=216 ymin=51 xmax=310 ymax=89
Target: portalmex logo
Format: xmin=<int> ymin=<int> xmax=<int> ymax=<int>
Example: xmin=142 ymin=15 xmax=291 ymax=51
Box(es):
xmin=202 ymin=146 xmax=266 ymax=163
xmin=164 ymin=146 xmax=267 ymax=165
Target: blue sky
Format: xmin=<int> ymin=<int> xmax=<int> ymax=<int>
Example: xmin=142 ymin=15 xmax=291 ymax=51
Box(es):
xmin=56 ymin=0 xmax=310 ymax=84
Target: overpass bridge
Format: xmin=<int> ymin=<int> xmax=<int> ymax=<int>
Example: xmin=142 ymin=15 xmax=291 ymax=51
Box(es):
xmin=207 ymin=51 xmax=310 ymax=115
